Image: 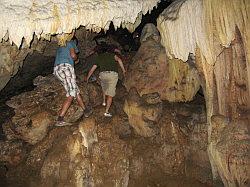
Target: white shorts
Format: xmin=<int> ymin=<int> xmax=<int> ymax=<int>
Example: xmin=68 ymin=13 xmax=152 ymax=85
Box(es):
xmin=54 ymin=63 xmax=80 ymax=97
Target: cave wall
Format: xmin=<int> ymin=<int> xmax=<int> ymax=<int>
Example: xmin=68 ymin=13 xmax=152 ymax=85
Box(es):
xmin=157 ymin=0 xmax=250 ymax=119
xmin=157 ymin=0 xmax=250 ymax=186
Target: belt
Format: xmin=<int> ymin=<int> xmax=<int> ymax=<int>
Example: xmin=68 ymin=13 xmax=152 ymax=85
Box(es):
xmin=101 ymin=71 xmax=115 ymax=73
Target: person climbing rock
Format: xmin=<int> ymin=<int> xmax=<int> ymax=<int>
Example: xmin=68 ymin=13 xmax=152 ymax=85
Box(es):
xmin=53 ymin=35 xmax=92 ymax=126
xmin=86 ymin=44 xmax=126 ymax=117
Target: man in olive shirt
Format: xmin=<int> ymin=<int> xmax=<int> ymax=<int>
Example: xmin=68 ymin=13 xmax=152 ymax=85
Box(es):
xmin=86 ymin=45 xmax=126 ymax=117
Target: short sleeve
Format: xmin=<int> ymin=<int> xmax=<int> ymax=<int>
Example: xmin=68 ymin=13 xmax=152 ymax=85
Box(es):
xmin=67 ymin=41 xmax=79 ymax=53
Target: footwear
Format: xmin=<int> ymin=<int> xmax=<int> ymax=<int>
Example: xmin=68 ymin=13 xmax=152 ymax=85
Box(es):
xmin=89 ymin=75 xmax=97 ymax=82
xmin=104 ymin=112 xmax=112 ymax=117
xmin=55 ymin=120 xmax=72 ymax=127
xmin=102 ymin=102 xmax=106 ymax=106
xmin=83 ymin=106 xmax=93 ymax=118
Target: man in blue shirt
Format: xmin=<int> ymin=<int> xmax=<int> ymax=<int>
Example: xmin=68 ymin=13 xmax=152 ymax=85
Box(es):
xmin=54 ymin=37 xmax=92 ymax=126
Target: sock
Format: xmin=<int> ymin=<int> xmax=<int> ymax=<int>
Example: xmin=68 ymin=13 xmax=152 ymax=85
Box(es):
xmin=57 ymin=116 xmax=64 ymax=121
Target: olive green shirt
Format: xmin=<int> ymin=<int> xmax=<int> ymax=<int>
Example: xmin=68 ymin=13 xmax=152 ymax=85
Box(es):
xmin=94 ymin=53 xmax=118 ymax=73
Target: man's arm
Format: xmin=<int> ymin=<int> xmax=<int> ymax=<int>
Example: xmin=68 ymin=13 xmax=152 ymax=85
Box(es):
xmin=70 ymin=48 xmax=78 ymax=61
xmin=115 ymin=55 xmax=126 ymax=76
xmin=86 ymin=65 xmax=98 ymax=82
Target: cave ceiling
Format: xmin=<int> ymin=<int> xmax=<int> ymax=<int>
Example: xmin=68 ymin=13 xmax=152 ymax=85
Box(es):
xmin=0 ymin=0 xmax=161 ymax=47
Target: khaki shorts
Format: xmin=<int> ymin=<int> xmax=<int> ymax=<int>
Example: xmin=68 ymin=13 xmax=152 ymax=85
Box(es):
xmin=99 ymin=71 xmax=118 ymax=97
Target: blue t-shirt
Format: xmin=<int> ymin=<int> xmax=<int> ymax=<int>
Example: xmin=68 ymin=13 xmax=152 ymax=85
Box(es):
xmin=54 ymin=40 xmax=79 ymax=66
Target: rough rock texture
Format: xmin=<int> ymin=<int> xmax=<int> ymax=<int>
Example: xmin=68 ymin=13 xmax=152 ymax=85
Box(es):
xmin=157 ymin=0 xmax=250 ymax=185
xmin=39 ymin=121 xmax=130 ymax=187
xmin=1 ymin=63 xmax=211 ymax=186
xmin=123 ymin=89 xmax=162 ymax=137
xmin=0 ymin=35 xmax=56 ymax=92
xmin=0 ymin=42 xmax=32 ymax=91
xmin=0 ymin=0 xmax=158 ymax=92
xmin=208 ymin=115 xmax=250 ymax=187
xmin=3 ymin=74 xmax=102 ymax=144
xmin=124 ymin=24 xmax=200 ymax=102
xmin=0 ymin=0 xmax=160 ymax=47
xmin=0 ymin=140 xmax=26 ymax=165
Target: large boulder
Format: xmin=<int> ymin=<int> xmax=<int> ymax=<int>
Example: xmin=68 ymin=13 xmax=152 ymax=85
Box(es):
xmin=3 ymin=75 xmax=102 ymax=144
xmin=123 ymin=88 xmax=162 ymax=137
xmin=124 ymin=24 xmax=200 ymax=102
xmin=40 ymin=118 xmax=130 ymax=187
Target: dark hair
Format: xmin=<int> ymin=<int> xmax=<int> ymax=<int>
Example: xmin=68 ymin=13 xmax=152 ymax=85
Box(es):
xmin=95 ymin=43 xmax=117 ymax=54
xmin=71 ymin=36 xmax=78 ymax=46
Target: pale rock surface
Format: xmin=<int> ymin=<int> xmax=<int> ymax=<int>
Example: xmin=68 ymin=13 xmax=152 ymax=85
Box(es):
xmin=124 ymin=24 xmax=200 ymax=102
xmin=78 ymin=118 xmax=98 ymax=151
xmin=0 ymin=0 xmax=160 ymax=47
xmin=40 ymin=119 xmax=130 ymax=187
xmin=157 ymin=0 xmax=250 ymax=64
xmin=140 ymin=23 xmax=160 ymax=43
xmin=158 ymin=2 xmax=250 ymax=185
xmin=0 ymin=43 xmax=32 ymax=91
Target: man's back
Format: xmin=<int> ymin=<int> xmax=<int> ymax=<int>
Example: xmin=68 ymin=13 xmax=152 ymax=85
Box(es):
xmin=54 ymin=41 xmax=78 ymax=66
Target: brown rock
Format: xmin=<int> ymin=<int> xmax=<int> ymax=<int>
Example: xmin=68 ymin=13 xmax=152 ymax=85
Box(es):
xmin=124 ymin=25 xmax=200 ymax=102
xmin=78 ymin=117 xmax=98 ymax=150
xmin=10 ymin=111 xmax=53 ymax=145
xmin=209 ymin=115 xmax=250 ymax=187
xmin=123 ymin=88 xmax=162 ymax=137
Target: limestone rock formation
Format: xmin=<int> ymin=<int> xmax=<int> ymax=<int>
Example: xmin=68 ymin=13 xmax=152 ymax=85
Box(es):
xmin=0 ymin=140 xmax=25 ymax=165
xmin=0 ymin=43 xmax=32 ymax=91
xmin=157 ymin=0 xmax=250 ymax=119
xmin=208 ymin=115 xmax=250 ymax=187
xmin=1 ymin=70 xmax=211 ymax=186
xmin=78 ymin=118 xmax=98 ymax=151
xmin=3 ymin=74 xmax=102 ymax=144
xmin=0 ymin=0 xmax=160 ymax=92
xmin=124 ymin=24 xmax=200 ymax=102
xmin=157 ymin=0 xmax=250 ymax=185
xmin=0 ymin=0 xmax=160 ymax=47
xmin=123 ymin=89 xmax=162 ymax=137
xmin=40 ymin=120 xmax=130 ymax=187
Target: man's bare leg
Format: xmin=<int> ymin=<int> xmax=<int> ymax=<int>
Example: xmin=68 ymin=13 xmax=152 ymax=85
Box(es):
xmin=105 ymin=95 xmax=112 ymax=113
xmin=102 ymin=92 xmax=106 ymax=105
xmin=76 ymin=93 xmax=85 ymax=110
xmin=59 ymin=96 xmax=74 ymax=118
xmin=76 ymin=93 xmax=92 ymax=117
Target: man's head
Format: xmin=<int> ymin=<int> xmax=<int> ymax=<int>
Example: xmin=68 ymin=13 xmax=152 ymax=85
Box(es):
xmin=72 ymin=36 xmax=78 ymax=46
